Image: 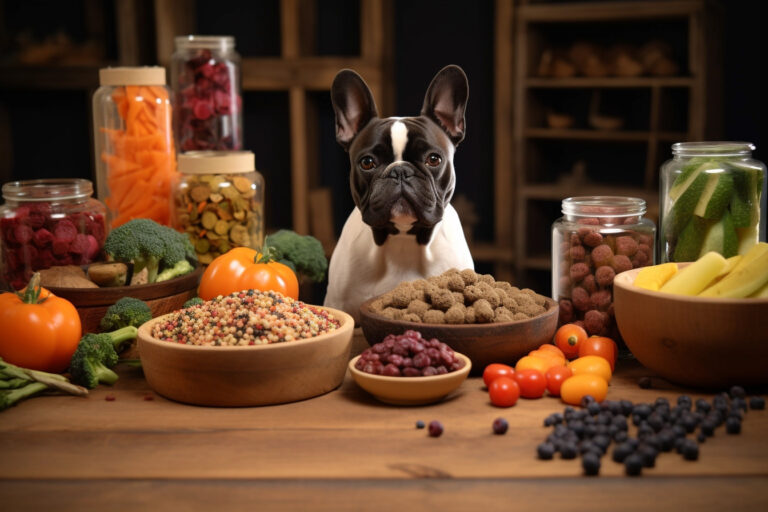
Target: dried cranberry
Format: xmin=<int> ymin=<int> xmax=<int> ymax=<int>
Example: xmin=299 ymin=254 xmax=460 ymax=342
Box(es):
xmin=13 ymin=224 xmax=34 ymax=244
xmin=69 ymin=233 xmax=91 ymax=255
xmin=54 ymin=220 xmax=77 ymax=243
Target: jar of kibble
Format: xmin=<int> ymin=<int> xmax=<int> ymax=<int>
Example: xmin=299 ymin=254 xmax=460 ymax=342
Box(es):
xmin=174 ymin=151 xmax=264 ymax=264
xmin=552 ymin=196 xmax=655 ymax=344
xmin=0 ymin=179 xmax=107 ymax=290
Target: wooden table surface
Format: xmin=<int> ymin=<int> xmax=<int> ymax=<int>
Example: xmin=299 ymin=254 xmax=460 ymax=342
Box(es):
xmin=2 ymin=330 xmax=767 ymax=511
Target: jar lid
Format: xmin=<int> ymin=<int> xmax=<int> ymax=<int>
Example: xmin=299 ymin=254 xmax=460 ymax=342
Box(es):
xmin=175 ymin=35 xmax=235 ymax=51
xmin=178 ymin=151 xmax=255 ymax=174
xmin=562 ymin=196 xmax=646 ymax=217
xmin=2 ymin=179 xmax=94 ymax=202
xmin=672 ymin=141 xmax=755 ymax=157
xmin=99 ymin=66 xmax=166 ymax=86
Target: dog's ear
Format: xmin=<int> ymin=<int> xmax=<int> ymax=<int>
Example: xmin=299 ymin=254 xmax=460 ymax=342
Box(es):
xmin=420 ymin=65 xmax=469 ymax=146
xmin=331 ymin=69 xmax=378 ymax=150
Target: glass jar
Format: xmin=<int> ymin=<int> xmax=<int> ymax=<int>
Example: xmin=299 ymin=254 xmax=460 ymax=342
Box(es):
xmin=92 ymin=66 xmax=177 ymax=229
xmin=552 ymin=196 xmax=656 ymax=344
xmin=0 ymin=179 xmax=107 ymax=290
xmin=171 ymin=35 xmax=243 ymax=151
xmin=659 ymin=142 xmax=766 ymax=263
xmin=173 ymin=151 xmax=263 ymax=264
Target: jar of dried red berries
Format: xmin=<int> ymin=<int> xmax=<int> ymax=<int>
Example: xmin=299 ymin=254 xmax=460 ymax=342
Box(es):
xmin=0 ymin=179 xmax=107 ymax=290
xmin=552 ymin=196 xmax=655 ymax=344
xmin=171 ymin=35 xmax=242 ymax=151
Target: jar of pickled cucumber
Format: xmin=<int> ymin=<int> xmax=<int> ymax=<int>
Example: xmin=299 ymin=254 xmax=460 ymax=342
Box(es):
xmin=173 ymin=151 xmax=263 ymax=264
xmin=660 ymin=142 xmax=766 ymax=263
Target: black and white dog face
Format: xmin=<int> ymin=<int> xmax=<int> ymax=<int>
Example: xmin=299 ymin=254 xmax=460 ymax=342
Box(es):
xmin=331 ymin=65 xmax=469 ymax=246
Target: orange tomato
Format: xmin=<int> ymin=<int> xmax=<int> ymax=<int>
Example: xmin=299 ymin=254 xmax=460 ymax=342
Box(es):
xmin=545 ymin=365 xmax=573 ymax=397
xmin=578 ymin=336 xmax=618 ymax=371
xmin=537 ymin=343 xmax=566 ymax=359
xmin=560 ymin=374 xmax=608 ymax=405
xmin=0 ymin=273 xmax=81 ymax=372
xmin=515 ymin=355 xmax=552 ymax=375
xmin=554 ymin=323 xmax=588 ymax=359
xmin=198 ymin=247 xmax=299 ymax=301
xmin=569 ymin=355 xmax=612 ymax=383
xmin=529 ymin=348 xmax=566 ymax=367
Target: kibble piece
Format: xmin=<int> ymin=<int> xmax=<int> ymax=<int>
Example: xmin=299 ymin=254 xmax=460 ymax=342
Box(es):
xmin=401 ymin=313 xmax=422 ymax=323
xmin=477 ymin=273 xmax=495 ymax=284
xmin=464 ymin=306 xmax=476 ymax=323
xmin=430 ymin=288 xmax=456 ymax=311
xmin=473 ymin=299 xmax=494 ymax=323
xmin=444 ymin=273 xmax=465 ymax=292
xmin=391 ymin=283 xmax=416 ymax=308
xmin=463 ymin=284 xmax=484 ymax=303
xmin=494 ymin=307 xmax=514 ymax=323
xmin=407 ymin=299 xmax=430 ymax=315
xmin=459 ymin=268 xmax=478 ymax=285
xmin=422 ymin=309 xmax=446 ymax=324
xmin=444 ymin=304 xmax=466 ymax=324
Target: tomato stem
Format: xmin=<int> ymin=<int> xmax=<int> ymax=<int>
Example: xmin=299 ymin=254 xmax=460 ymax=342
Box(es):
xmin=255 ymin=246 xmax=278 ymax=264
xmin=17 ymin=272 xmax=46 ymax=304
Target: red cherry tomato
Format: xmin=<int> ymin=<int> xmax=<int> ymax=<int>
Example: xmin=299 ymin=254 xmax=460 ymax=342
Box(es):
xmin=488 ymin=376 xmax=520 ymax=407
xmin=554 ymin=323 xmax=588 ymax=359
xmin=483 ymin=363 xmax=515 ymax=388
xmin=578 ymin=336 xmax=618 ymax=371
xmin=545 ymin=365 xmax=573 ymax=397
xmin=513 ymin=368 xmax=547 ymax=399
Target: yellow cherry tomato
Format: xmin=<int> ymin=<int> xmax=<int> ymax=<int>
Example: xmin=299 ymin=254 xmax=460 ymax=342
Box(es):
xmin=560 ymin=374 xmax=608 ymax=405
xmin=529 ymin=349 xmax=566 ymax=368
xmin=515 ymin=355 xmax=552 ymax=375
xmin=568 ymin=355 xmax=612 ymax=383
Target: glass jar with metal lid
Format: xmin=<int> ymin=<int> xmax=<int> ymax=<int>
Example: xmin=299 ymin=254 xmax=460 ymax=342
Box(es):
xmin=171 ymin=35 xmax=243 ymax=151
xmin=552 ymin=196 xmax=656 ymax=344
xmin=92 ymin=66 xmax=177 ymax=229
xmin=659 ymin=141 xmax=766 ymax=263
xmin=173 ymin=151 xmax=263 ymax=264
xmin=0 ymin=179 xmax=107 ymax=290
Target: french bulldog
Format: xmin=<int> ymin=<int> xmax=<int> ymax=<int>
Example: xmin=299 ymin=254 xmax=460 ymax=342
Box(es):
xmin=324 ymin=64 xmax=475 ymax=321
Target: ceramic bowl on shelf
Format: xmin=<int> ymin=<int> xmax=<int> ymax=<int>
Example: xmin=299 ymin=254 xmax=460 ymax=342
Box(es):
xmin=348 ymin=352 xmax=472 ymax=405
xmin=137 ymin=306 xmax=355 ymax=406
xmin=613 ymin=265 xmax=768 ymax=389
xmin=358 ymin=296 xmax=559 ymax=372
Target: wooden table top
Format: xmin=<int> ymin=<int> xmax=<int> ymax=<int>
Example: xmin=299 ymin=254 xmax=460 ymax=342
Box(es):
xmin=2 ymin=330 xmax=767 ymax=511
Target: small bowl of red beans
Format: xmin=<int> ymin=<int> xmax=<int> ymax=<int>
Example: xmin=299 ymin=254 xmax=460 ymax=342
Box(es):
xmin=348 ymin=330 xmax=472 ymax=405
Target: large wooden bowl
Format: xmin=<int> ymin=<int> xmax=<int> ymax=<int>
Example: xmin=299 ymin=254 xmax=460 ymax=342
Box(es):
xmin=359 ymin=297 xmax=559 ymax=373
xmin=137 ymin=306 xmax=355 ymax=407
xmin=614 ymin=266 xmax=768 ymax=388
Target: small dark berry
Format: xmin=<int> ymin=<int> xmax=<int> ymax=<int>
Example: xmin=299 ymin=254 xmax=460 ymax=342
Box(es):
xmin=695 ymin=398 xmax=711 ymax=414
xmin=580 ymin=395 xmax=596 ymax=408
xmin=620 ymin=400 xmax=635 ymax=416
xmin=648 ymin=413 xmax=664 ymax=432
xmin=727 ymin=408 xmax=743 ymax=421
xmin=537 ymin=442 xmax=556 ymax=460
xmin=700 ymin=419 xmax=716 ymax=437
xmin=725 ymin=416 xmax=741 ymax=434
xmin=416 ymin=420 xmax=425 ymax=429
xmin=749 ymin=397 xmax=766 ymax=410
xmin=625 ymin=454 xmax=643 ymax=476
xmin=681 ymin=413 xmax=699 ymax=433
xmin=584 ymin=424 xmax=598 ymax=438
xmin=674 ymin=437 xmax=686 ymax=454
xmin=672 ymin=425 xmax=687 ymax=438
xmin=592 ymin=434 xmax=611 ymax=453
xmin=544 ymin=412 xmax=563 ymax=426
xmin=493 ymin=417 xmax=509 ymax=435
xmin=613 ymin=430 xmax=629 ymax=443
xmin=654 ymin=397 xmax=670 ymax=408
xmin=587 ymin=402 xmax=601 ymax=416
xmin=638 ymin=376 xmax=653 ymax=389
xmin=612 ymin=415 xmax=628 ymax=430
xmin=729 ymin=385 xmax=746 ymax=399
xmin=732 ymin=397 xmax=748 ymax=412
xmin=681 ymin=439 xmax=699 ymax=461
xmin=638 ymin=444 xmax=658 ymax=467
xmin=677 ymin=395 xmax=692 ymax=409
xmin=657 ymin=431 xmax=675 ymax=452
xmin=612 ymin=442 xmax=633 ymax=463
xmin=569 ymin=420 xmax=586 ymax=438
xmin=579 ymin=440 xmax=598 ymax=455
xmin=582 ymin=452 xmax=601 ymax=476
xmin=637 ymin=423 xmax=654 ymax=437
xmin=633 ymin=403 xmax=652 ymax=419
xmin=697 ymin=432 xmax=707 ymax=443
xmin=560 ymin=442 xmax=578 ymax=460
xmin=428 ymin=420 xmax=443 ymax=437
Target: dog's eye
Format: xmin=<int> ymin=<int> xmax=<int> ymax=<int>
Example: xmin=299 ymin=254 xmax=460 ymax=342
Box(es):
xmin=426 ymin=153 xmax=442 ymax=167
xmin=359 ymin=156 xmax=376 ymax=170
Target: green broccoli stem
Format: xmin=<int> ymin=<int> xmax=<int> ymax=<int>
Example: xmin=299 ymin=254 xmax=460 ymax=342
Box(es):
xmin=135 ymin=256 xmax=161 ymax=284
xmin=1 ymin=382 xmax=48 ymax=411
xmin=0 ymin=378 xmax=30 ymax=389
xmin=156 ymin=259 xmax=194 ymax=282
xmin=92 ymin=362 xmax=119 ymax=386
xmin=106 ymin=326 xmax=139 ymax=353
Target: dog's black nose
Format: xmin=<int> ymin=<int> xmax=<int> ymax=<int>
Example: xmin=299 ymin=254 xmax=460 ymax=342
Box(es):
xmin=385 ymin=165 xmax=415 ymax=182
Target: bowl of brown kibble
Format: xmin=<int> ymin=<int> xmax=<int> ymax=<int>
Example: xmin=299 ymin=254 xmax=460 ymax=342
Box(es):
xmin=359 ymin=269 xmax=559 ymax=372
xmin=137 ymin=289 xmax=355 ymax=406
xmin=348 ymin=330 xmax=472 ymax=405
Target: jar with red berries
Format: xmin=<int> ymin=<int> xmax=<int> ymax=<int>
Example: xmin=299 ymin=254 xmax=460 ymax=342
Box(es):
xmin=0 ymin=179 xmax=107 ymax=290
xmin=171 ymin=35 xmax=243 ymax=151
xmin=551 ymin=196 xmax=656 ymax=345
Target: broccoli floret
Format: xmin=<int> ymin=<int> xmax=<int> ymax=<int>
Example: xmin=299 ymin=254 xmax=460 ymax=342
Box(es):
xmin=156 ymin=259 xmax=194 ymax=282
xmin=103 ymin=219 xmax=197 ymax=284
xmin=265 ymin=230 xmax=328 ymax=282
xmin=100 ymin=297 xmax=152 ymax=331
xmin=183 ymin=297 xmax=204 ymax=308
xmin=69 ymin=327 xmax=138 ymax=389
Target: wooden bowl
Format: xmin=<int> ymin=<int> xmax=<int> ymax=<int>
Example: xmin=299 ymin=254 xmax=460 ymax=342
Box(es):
xmin=137 ymin=306 xmax=355 ymax=406
xmin=47 ymin=266 xmax=202 ymax=334
xmin=358 ymin=297 xmax=559 ymax=373
xmin=614 ymin=266 xmax=768 ymax=388
xmin=348 ymin=353 xmax=471 ymax=405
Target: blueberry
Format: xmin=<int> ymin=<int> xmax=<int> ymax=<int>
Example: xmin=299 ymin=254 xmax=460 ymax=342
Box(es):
xmin=596 ymin=412 xmax=612 ymax=426
xmin=657 ymin=431 xmax=675 ymax=452
xmin=580 ymin=395 xmax=596 ymax=408
xmin=700 ymin=419 xmax=716 ymax=437
xmin=612 ymin=415 xmax=628 ymax=430
xmin=732 ymin=397 xmax=748 ymax=412
xmin=648 ymin=413 xmax=665 ymax=432
xmin=606 ymin=400 xmax=623 ymax=416
xmin=729 ymin=385 xmax=746 ymax=399
xmin=681 ymin=439 xmax=699 ymax=461
xmin=416 ymin=420 xmax=425 ymax=429
xmin=681 ymin=413 xmax=699 ymax=433
xmin=707 ymin=410 xmax=724 ymax=427
xmin=677 ymin=395 xmax=692 ymax=409
xmin=697 ymin=432 xmax=707 ymax=443
xmin=674 ymin=437 xmax=686 ymax=454
xmin=637 ymin=423 xmax=654 ymax=438
xmin=695 ymin=398 xmax=712 ymax=414
xmin=592 ymin=434 xmax=611 ymax=453
xmin=642 ymin=435 xmax=661 ymax=451
xmin=587 ymin=401 xmax=601 ymax=416
xmin=638 ymin=444 xmax=658 ymax=468
xmin=428 ymin=420 xmax=443 ymax=437
xmin=727 ymin=408 xmax=743 ymax=421
xmin=725 ymin=416 xmax=741 ymax=435
xmin=579 ymin=440 xmax=598 ymax=455
xmin=554 ymin=424 xmax=569 ymax=437
xmin=633 ymin=403 xmax=652 ymax=419
xmin=582 ymin=452 xmax=601 ymax=476
xmin=544 ymin=412 xmax=563 ymax=426
xmin=493 ymin=417 xmax=509 ymax=435
xmin=654 ymin=397 xmax=670 ymax=408
xmin=569 ymin=420 xmax=586 ymax=438
xmin=625 ymin=453 xmax=643 ymax=476
xmin=749 ymin=396 xmax=765 ymax=410
xmin=560 ymin=442 xmax=579 ymax=460
xmin=584 ymin=424 xmax=598 ymax=438
xmin=537 ymin=442 xmax=556 ymax=460
xmin=612 ymin=442 xmax=633 ymax=463
xmin=620 ymin=400 xmax=635 ymax=416
xmin=638 ymin=376 xmax=653 ymax=389
xmin=613 ymin=430 xmax=629 ymax=443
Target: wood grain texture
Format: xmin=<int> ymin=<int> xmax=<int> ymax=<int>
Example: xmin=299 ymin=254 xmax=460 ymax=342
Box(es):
xmin=2 ymin=331 xmax=767 ymax=510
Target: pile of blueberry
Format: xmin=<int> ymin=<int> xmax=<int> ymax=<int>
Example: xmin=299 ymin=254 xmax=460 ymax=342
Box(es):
xmin=536 ymin=386 xmax=765 ymax=476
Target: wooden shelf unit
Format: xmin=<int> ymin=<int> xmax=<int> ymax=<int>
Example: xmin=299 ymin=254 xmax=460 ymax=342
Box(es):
xmin=502 ymin=0 xmax=721 ymax=289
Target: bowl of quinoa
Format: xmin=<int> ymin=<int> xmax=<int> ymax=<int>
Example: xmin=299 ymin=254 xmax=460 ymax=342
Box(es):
xmin=137 ymin=289 xmax=355 ymax=406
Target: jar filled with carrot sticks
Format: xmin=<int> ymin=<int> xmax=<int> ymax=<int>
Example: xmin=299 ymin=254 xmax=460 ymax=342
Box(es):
xmin=93 ymin=67 xmax=177 ymax=229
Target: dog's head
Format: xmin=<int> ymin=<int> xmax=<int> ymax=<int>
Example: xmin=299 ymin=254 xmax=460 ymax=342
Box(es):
xmin=331 ymin=65 xmax=469 ymax=245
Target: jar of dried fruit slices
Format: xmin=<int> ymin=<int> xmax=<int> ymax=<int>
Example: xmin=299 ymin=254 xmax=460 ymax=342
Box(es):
xmin=173 ymin=151 xmax=263 ymax=264
xmin=0 ymin=179 xmax=106 ymax=290
xmin=171 ymin=35 xmax=243 ymax=151
xmin=552 ymin=196 xmax=655 ymax=344
xmin=659 ymin=142 xmax=766 ymax=263
xmin=92 ymin=66 xmax=176 ymax=229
